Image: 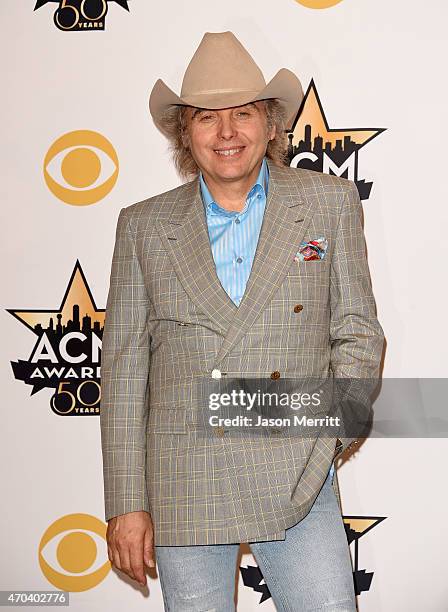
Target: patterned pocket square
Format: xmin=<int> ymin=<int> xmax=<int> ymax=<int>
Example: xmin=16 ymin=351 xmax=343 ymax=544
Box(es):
xmin=293 ymin=237 xmax=328 ymax=262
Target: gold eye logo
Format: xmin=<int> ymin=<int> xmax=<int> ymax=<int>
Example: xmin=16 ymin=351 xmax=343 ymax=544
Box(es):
xmin=38 ymin=513 xmax=111 ymax=591
xmin=44 ymin=130 xmax=119 ymax=206
xmin=295 ymin=0 xmax=343 ymax=8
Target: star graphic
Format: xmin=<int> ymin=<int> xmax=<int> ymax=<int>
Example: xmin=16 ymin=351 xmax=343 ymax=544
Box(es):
xmin=289 ymin=79 xmax=385 ymax=149
xmin=7 ymin=260 xmax=104 ymax=334
xmin=344 ymin=515 xmax=386 ymax=546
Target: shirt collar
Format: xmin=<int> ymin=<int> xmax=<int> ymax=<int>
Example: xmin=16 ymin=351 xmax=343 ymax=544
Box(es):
xmin=200 ymin=157 xmax=269 ymax=216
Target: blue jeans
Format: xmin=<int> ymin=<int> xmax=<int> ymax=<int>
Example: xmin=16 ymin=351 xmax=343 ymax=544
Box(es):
xmin=155 ymin=466 xmax=356 ymax=611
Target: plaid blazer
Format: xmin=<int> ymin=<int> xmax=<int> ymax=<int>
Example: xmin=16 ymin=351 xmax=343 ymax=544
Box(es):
xmin=100 ymin=160 xmax=384 ymax=546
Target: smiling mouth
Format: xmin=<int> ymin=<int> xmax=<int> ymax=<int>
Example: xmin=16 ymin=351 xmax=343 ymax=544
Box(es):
xmin=214 ymin=147 xmax=245 ymax=157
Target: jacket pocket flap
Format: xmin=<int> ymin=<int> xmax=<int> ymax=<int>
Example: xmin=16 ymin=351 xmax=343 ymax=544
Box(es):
xmin=149 ymin=407 xmax=187 ymax=434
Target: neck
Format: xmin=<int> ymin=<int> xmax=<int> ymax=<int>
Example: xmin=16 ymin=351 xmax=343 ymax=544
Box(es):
xmin=201 ymin=160 xmax=263 ymax=213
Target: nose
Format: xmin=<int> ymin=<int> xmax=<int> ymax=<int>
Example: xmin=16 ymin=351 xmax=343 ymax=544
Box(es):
xmin=217 ymin=113 xmax=237 ymax=140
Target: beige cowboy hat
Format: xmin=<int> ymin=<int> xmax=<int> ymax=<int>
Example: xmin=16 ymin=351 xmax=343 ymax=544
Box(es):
xmin=149 ymin=31 xmax=303 ymax=136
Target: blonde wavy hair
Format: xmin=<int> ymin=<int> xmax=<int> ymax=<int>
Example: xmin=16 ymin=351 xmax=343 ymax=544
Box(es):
xmin=157 ymin=99 xmax=289 ymax=180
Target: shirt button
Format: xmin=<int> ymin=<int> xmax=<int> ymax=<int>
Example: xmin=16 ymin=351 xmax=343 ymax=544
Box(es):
xmin=211 ymin=368 xmax=221 ymax=379
xmin=270 ymin=371 xmax=281 ymax=380
xmin=293 ymin=304 xmax=303 ymax=313
xmin=236 ymin=257 xmax=243 ymax=263
xmin=235 ymin=218 xmax=240 ymax=224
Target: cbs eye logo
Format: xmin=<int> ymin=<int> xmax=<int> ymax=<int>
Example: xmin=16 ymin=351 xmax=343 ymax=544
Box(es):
xmin=295 ymin=0 xmax=343 ymax=8
xmin=44 ymin=130 xmax=119 ymax=206
xmin=39 ymin=513 xmax=111 ymax=591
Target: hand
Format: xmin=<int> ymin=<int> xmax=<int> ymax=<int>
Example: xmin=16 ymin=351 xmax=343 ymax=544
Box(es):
xmin=106 ymin=510 xmax=155 ymax=587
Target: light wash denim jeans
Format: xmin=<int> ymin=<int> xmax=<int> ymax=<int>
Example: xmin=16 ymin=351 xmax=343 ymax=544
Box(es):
xmin=155 ymin=465 xmax=356 ymax=612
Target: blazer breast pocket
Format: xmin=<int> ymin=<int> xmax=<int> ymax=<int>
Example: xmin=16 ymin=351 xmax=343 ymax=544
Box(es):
xmin=280 ymin=259 xmax=331 ymax=309
xmin=286 ymin=259 xmax=331 ymax=277
xmin=148 ymin=406 xmax=189 ymax=435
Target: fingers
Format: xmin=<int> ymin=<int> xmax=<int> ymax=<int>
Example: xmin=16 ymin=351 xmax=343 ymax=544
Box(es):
xmin=117 ymin=545 xmax=134 ymax=581
xmin=143 ymin=526 xmax=156 ymax=569
xmin=111 ymin=539 xmax=138 ymax=583
xmin=110 ymin=544 xmax=122 ymax=574
xmin=106 ymin=513 xmax=153 ymax=586
xmin=129 ymin=539 xmax=146 ymax=586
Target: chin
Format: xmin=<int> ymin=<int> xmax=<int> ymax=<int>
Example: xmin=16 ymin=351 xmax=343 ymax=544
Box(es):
xmin=215 ymin=168 xmax=247 ymax=181
xmin=213 ymin=158 xmax=248 ymax=174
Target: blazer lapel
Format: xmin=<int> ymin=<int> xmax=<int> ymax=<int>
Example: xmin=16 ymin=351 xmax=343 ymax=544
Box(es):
xmin=213 ymin=162 xmax=317 ymax=366
xmin=156 ymin=162 xmax=318 ymax=367
xmin=156 ymin=179 xmax=237 ymax=335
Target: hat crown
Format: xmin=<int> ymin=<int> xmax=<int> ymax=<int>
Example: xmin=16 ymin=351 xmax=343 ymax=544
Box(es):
xmin=181 ymin=31 xmax=266 ymax=98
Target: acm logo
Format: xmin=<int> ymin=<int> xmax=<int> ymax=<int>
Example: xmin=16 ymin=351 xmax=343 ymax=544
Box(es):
xmin=287 ymin=80 xmax=385 ymax=201
xmin=34 ymin=0 xmax=129 ymax=31
xmin=8 ymin=261 xmax=104 ymax=416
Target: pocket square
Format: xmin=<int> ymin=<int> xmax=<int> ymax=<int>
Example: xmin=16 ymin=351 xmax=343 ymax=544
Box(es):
xmin=293 ymin=237 xmax=328 ymax=262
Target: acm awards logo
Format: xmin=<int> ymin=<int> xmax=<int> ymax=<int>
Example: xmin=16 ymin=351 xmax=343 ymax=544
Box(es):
xmin=39 ymin=514 xmax=111 ymax=591
xmin=34 ymin=0 xmax=129 ymax=31
xmin=8 ymin=261 xmax=104 ymax=416
xmin=241 ymin=516 xmax=386 ymax=603
xmin=287 ymin=80 xmax=385 ymax=200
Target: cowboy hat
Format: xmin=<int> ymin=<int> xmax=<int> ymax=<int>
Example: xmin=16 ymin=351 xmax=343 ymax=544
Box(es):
xmin=149 ymin=31 xmax=303 ymax=135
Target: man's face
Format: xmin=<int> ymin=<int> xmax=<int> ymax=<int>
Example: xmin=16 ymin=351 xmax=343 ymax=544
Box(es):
xmin=184 ymin=101 xmax=275 ymax=185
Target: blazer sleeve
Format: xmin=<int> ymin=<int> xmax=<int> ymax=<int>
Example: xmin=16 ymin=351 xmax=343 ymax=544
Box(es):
xmin=329 ymin=181 xmax=385 ymax=456
xmin=100 ymin=207 xmax=151 ymax=521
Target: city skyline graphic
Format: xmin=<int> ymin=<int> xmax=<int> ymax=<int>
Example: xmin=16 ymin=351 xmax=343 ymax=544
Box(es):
xmin=286 ymin=80 xmax=386 ymax=200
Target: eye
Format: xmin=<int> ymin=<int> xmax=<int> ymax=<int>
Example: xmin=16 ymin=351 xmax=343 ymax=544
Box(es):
xmin=38 ymin=513 xmax=111 ymax=591
xmin=234 ymin=107 xmax=254 ymax=119
xmin=198 ymin=113 xmax=215 ymax=122
xmin=44 ymin=130 xmax=119 ymax=206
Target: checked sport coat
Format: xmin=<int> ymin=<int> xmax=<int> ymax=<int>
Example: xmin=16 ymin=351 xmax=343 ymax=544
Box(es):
xmin=99 ymin=160 xmax=385 ymax=546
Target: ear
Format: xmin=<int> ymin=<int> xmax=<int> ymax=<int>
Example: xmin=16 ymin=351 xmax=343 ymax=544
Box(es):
xmin=268 ymin=124 xmax=276 ymax=141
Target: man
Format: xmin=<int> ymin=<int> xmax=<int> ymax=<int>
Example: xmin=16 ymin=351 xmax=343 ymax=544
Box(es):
xmin=100 ymin=31 xmax=384 ymax=611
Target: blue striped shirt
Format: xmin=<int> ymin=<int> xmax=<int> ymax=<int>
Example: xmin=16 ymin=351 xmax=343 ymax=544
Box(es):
xmin=200 ymin=157 xmax=335 ymax=480
xmin=199 ymin=158 xmax=269 ymax=307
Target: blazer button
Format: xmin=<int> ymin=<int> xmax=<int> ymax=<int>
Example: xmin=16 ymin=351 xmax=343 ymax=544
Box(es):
xmin=270 ymin=370 xmax=280 ymax=380
xmin=293 ymin=304 xmax=303 ymax=313
xmin=215 ymin=426 xmax=225 ymax=437
xmin=211 ymin=368 xmax=221 ymax=379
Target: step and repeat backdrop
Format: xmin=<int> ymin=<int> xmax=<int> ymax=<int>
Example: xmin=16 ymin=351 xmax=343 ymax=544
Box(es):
xmin=2 ymin=1 xmax=448 ymax=610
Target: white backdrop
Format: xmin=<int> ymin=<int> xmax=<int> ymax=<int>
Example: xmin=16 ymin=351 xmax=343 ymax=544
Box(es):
xmin=2 ymin=0 xmax=448 ymax=610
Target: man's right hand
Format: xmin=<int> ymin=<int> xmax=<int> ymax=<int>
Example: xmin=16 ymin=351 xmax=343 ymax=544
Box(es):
xmin=106 ymin=510 xmax=155 ymax=587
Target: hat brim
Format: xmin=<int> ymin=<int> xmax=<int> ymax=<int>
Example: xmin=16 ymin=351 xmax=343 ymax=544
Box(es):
xmin=149 ymin=68 xmax=303 ymax=135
